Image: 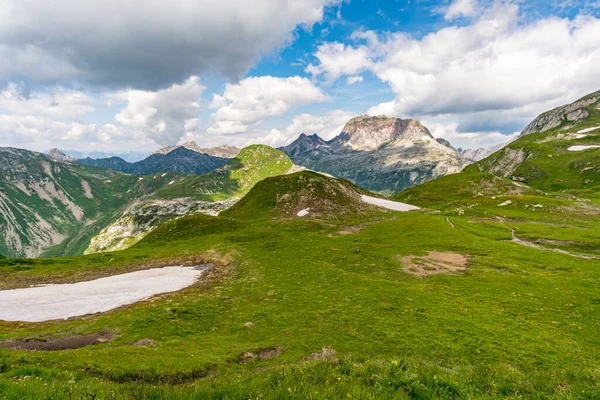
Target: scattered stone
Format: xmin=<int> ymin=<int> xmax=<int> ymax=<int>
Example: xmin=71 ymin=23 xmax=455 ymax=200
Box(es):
xmin=134 ymin=338 xmax=156 ymax=347
xmin=244 ymin=322 xmax=254 ymax=328
xmin=306 ymin=346 xmax=337 ymax=361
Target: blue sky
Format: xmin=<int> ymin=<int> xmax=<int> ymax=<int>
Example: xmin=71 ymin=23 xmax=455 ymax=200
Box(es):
xmin=0 ymin=0 xmax=599 ymax=159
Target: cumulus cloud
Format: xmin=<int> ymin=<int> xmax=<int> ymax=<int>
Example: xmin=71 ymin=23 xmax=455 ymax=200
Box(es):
xmin=110 ymin=76 xmax=206 ymax=145
xmin=0 ymin=114 xmax=156 ymax=152
xmin=0 ymin=83 xmax=95 ymax=119
xmin=208 ymin=76 xmax=328 ymax=135
xmin=306 ymin=42 xmax=372 ymax=82
xmin=0 ymin=0 xmax=339 ymax=89
xmin=445 ymin=0 xmax=480 ymax=20
xmin=309 ymin=2 xmax=600 ymax=145
xmin=282 ymin=110 xmax=355 ymax=141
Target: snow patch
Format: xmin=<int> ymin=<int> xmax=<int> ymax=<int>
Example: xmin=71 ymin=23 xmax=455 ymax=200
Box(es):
xmin=577 ymin=126 xmax=600 ymax=134
xmin=360 ymin=195 xmax=420 ymax=212
xmin=568 ymin=145 xmax=600 ymax=151
xmin=0 ymin=266 xmax=208 ymax=322
xmin=168 ymin=180 xmax=175 ymax=185
xmin=297 ymin=208 xmax=310 ymax=217
xmin=161 ymin=173 xmax=167 ymax=177
xmin=498 ymin=200 xmax=513 ymax=207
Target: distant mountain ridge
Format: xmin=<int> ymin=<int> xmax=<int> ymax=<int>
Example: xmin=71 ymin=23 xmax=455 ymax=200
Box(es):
xmin=151 ymin=141 xmax=240 ymax=158
xmin=280 ymin=115 xmax=469 ymax=195
xmin=77 ymin=147 xmax=229 ymax=176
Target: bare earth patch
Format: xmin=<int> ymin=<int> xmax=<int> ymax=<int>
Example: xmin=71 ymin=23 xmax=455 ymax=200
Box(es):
xmin=0 ymin=331 xmax=112 ymax=351
xmin=402 ymin=252 xmax=468 ymax=278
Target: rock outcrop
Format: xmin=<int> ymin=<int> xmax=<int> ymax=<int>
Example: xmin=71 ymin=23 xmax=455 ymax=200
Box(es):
xmin=520 ymin=91 xmax=600 ymax=136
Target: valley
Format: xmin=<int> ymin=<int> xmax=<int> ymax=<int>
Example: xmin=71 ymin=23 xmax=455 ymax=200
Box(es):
xmin=0 ymin=91 xmax=599 ymax=399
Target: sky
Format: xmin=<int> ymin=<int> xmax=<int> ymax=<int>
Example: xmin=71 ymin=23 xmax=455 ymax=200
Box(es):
xmin=1 ymin=0 xmax=599 ymax=160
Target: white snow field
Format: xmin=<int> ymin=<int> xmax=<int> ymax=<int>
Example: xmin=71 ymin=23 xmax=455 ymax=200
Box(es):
xmin=568 ymin=145 xmax=600 ymax=151
xmin=360 ymin=195 xmax=420 ymax=212
xmin=0 ymin=266 xmax=208 ymax=322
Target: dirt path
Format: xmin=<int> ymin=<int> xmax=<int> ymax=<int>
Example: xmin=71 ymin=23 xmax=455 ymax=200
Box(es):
xmin=494 ymin=216 xmax=598 ymax=260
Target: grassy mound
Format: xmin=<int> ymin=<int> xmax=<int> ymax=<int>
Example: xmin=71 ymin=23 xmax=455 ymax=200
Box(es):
xmin=153 ymin=144 xmax=294 ymax=201
xmin=222 ymin=171 xmax=377 ymax=219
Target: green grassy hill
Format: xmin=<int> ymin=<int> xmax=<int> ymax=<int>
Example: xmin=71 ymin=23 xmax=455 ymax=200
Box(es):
xmin=469 ymin=90 xmax=600 ymax=196
xmin=1 ymin=173 xmax=599 ymax=398
xmin=82 ymin=145 xmax=297 ymax=254
xmin=154 ymin=145 xmax=294 ymax=201
xmin=222 ymin=171 xmax=377 ymax=220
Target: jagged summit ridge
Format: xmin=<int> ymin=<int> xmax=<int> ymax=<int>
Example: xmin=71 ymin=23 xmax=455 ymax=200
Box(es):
xmin=280 ymin=114 xmax=468 ymax=194
xmin=331 ymin=115 xmax=435 ymax=152
xmin=151 ymin=141 xmax=240 ymax=158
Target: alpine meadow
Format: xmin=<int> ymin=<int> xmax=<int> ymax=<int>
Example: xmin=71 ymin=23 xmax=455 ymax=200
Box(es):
xmin=1 ymin=1 xmax=600 ymax=399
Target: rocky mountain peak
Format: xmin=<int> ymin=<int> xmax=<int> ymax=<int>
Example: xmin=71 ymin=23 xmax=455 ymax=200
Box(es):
xmin=331 ymin=115 xmax=434 ymax=151
xmin=151 ymin=142 xmax=240 ymax=158
xmin=521 ymin=90 xmax=600 ymax=136
xmin=47 ymin=148 xmax=77 ymax=162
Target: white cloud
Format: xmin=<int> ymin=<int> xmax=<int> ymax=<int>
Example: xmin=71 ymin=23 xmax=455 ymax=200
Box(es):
xmin=208 ymin=76 xmax=328 ymax=135
xmin=0 ymin=114 xmax=157 ymax=153
xmin=0 ymin=0 xmax=339 ymax=89
xmin=310 ymin=3 xmax=600 ymax=146
xmin=425 ymin=120 xmax=518 ymax=150
xmin=283 ymin=110 xmax=355 ymax=141
xmin=346 ymin=76 xmax=364 ymax=85
xmin=445 ymin=0 xmax=479 ymax=21
xmin=306 ymin=42 xmax=372 ymax=82
xmin=111 ymin=76 xmax=205 ymax=145
xmin=0 ymin=83 xmax=95 ymax=119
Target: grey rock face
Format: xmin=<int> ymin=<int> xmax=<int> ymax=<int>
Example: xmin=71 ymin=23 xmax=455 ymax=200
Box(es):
xmin=85 ymin=198 xmax=236 ymax=254
xmin=280 ymin=115 xmax=469 ymax=195
xmin=521 ymin=91 xmax=599 ymax=136
xmin=47 ymin=148 xmax=78 ymax=162
xmin=152 ymin=142 xmax=240 ymax=158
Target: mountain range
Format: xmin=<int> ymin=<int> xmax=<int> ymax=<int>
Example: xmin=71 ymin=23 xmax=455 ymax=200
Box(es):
xmin=280 ymin=115 xmax=469 ymax=194
xmin=4 ymin=89 xmax=599 ymax=258
xmin=77 ymin=147 xmax=230 ymax=176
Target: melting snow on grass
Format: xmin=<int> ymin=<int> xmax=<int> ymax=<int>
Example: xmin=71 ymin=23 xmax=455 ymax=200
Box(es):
xmin=568 ymin=145 xmax=600 ymax=151
xmin=576 ymin=126 xmax=600 ymax=134
xmin=0 ymin=266 xmax=208 ymax=322
xmin=297 ymin=208 xmax=310 ymax=217
xmin=360 ymin=195 xmax=420 ymax=212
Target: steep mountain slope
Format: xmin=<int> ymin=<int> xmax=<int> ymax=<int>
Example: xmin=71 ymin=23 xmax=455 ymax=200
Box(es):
xmin=0 ymin=148 xmax=142 ymax=257
xmin=84 ymin=145 xmax=296 ymax=253
xmin=152 ymin=142 xmax=240 ymax=158
xmin=280 ymin=115 xmax=469 ymax=195
xmin=521 ymin=90 xmax=600 ymax=136
xmin=154 ymin=145 xmax=295 ymax=201
xmin=222 ymin=171 xmax=381 ymax=220
xmin=469 ymin=90 xmax=600 ymax=195
xmin=78 ymin=147 xmax=229 ymax=175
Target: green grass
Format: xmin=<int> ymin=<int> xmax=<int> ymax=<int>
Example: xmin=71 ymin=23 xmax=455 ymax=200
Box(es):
xmin=153 ymin=144 xmax=293 ymax=201
xmin=471 ymin=94 xmax=600 ymax=196
xmin=1 ymin=187 xmax=600 ymax=398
